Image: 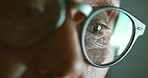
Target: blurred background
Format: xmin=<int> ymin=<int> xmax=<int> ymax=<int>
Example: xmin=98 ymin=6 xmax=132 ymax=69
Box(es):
xmin=106 ymin=0 xmax=148 ymax=78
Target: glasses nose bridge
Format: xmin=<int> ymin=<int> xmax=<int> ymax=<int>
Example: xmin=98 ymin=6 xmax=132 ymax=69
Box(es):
xmin=64 ymin=2 xmax=93 ymax=36
xmin=66 ymin=2 xmax=93 ymax=17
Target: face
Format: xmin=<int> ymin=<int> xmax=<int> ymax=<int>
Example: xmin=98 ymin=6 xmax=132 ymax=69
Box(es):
xmin=0 ymin=0 xmax=120 ymax=78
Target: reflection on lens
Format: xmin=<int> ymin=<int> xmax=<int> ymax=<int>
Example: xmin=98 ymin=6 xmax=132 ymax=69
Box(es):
xmin=84 ymin=9 xmax=133 ymax=65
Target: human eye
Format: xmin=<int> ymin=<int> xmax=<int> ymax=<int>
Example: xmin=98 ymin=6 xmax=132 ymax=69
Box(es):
xmin=86 ymin=12 xmax=112 ymax=42
xmin=88 ymin=22 xmax=110 ymax=35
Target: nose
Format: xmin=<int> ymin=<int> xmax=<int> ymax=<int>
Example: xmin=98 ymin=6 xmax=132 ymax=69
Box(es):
xmin=28 ymin=14 xmax=85 ymax=77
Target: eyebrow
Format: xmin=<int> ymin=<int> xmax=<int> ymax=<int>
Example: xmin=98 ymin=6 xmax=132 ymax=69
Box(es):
xmin=94 ymin=2 xmax=114 ymax=8
xmin=84 ymin=0 xmax=115 ymax=8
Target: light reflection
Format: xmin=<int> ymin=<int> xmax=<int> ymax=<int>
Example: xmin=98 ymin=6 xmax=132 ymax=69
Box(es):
xmin=109 ymin=12 xmax=133 ymax=56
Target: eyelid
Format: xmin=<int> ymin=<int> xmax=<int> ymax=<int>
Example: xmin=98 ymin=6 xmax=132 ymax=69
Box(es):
xmin=90 ymin=11 xmax=112 ymax=28
xmin=97 ymin=22 xmax=111 ymax=30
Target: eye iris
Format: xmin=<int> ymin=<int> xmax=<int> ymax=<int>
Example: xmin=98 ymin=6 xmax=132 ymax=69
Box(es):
xmin=90 ymin=24 xmax=102 ymax=34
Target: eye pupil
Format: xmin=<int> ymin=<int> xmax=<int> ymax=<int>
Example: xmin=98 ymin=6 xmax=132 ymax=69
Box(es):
xmin=90 ymin=24 xmax=102 ymax=33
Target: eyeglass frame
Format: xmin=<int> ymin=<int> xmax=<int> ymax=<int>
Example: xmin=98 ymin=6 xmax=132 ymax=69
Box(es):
xmin=53 ymin=0 xmax=146 ymax=68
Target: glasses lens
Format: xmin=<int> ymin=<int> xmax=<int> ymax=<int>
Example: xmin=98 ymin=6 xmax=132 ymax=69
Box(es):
xmin=83 ymin=9 xmax=133 ymax=66
xmin=1 ymin=0 xmax=66 ymax=46
xmin=32 ymin=0 xmax=65 ymax=39
xmin=46 ymin=0 xmax=65 ymax=29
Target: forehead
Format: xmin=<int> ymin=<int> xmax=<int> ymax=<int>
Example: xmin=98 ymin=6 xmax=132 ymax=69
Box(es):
xmin=70 ymin=0 xmax=120 ymax=7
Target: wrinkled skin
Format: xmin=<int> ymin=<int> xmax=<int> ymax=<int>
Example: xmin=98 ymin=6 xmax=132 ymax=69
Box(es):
xmin=0 ymin=0 xmax=120 ymax=78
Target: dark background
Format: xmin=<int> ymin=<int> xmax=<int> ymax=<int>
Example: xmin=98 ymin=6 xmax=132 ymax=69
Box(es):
xmin=106 ymin=0 xmax=148 ymax=78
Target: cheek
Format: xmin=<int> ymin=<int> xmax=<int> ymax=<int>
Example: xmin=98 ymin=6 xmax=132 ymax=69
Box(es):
xmin=81 ymin=65 xmax=109 ymax=78
xmin=85 ymin=30 xmax=114 ymax=64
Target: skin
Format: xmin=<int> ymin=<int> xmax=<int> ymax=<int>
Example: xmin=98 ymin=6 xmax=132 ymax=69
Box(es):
xmin=0 ymin=0 xmax=120 ymax=78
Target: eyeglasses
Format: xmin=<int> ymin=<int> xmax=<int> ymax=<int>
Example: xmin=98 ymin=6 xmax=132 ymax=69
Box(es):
xmin=49 ymin=0 xmax=146 ymax=68
xmin=81 ymin=7 xmax=146 ymax=68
